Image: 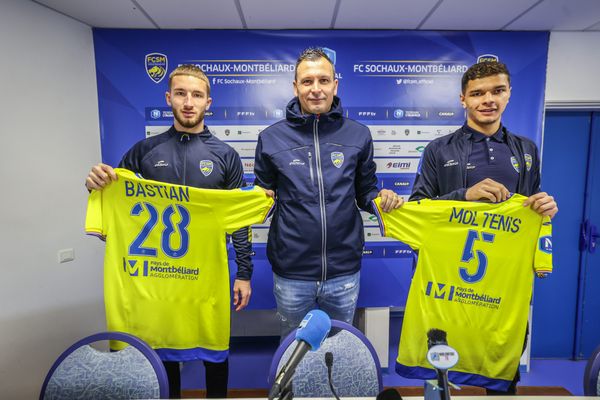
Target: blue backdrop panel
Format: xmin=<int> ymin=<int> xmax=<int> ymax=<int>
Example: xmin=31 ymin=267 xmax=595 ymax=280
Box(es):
xmin=93 ymin=29 xmax=549 ymax=308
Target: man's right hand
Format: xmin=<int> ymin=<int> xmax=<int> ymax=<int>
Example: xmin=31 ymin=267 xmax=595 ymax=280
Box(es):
xmin=465 ymin=178 xmax=510 ymax=203
xmin=86 ymin=163 xmax=117 ymax=191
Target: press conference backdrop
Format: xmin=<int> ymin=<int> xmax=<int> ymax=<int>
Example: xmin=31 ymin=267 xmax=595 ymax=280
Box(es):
xmin=93 ymin=30 xmax=549 ymax=308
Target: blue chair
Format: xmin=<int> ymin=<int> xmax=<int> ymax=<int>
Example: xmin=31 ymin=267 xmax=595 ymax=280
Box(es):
xmin=40 ymin=331 xmax=169 ymax=400
xmin=268 ymin=320 xmax=383 ymax=397
xmin=584 ymin=344 xmax=600 ymax=396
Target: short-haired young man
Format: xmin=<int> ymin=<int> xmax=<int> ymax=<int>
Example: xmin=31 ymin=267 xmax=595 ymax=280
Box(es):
xmin=410 ymin=61 xmax=558 ymax=394
xmin=86 ymin=64 xmax=251 ymax=398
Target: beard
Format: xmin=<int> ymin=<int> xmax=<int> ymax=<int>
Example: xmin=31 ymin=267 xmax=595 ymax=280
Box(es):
xmin=173 ymin=108 xmax=205 ymax=129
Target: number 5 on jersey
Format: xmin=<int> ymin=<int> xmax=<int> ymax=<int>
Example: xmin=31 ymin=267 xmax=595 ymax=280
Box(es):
xmin=459 ymin=229 xmax=495 ymax=283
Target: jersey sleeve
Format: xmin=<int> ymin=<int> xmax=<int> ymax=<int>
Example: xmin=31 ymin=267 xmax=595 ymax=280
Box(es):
xmin=371 ymin=198 xmax=431 ymax=250
xmin=217 ymin=186 xmax=274 ymax=234
xmin=534 ymin=216 xmax=553 ymax=274
xmin=85 ymin=189 xmax=105 ymax=240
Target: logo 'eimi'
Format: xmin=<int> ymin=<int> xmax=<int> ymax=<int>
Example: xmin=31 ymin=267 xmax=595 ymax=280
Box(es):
xmin=123 ymin=258 xmax=149 ymax=277
xmin=425 ymin=281 xmax=455 ymax=301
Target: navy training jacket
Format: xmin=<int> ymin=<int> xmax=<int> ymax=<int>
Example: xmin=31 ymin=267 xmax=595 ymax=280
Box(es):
xmin=118 ymin=125 xmax=254 ymax=280
xmin=410 ymin=125 xmax=542 ymax=201
xmin=254 ymin=96 xmax=379 ymax=281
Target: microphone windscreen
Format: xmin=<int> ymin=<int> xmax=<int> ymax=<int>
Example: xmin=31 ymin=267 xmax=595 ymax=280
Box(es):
xmin=376 ymin=388 xmax=402 ymax=400
xmin=295 ymin=309 xmax=331 ymax=350
xmin=427 ymin=328 xmax=448 ymax=348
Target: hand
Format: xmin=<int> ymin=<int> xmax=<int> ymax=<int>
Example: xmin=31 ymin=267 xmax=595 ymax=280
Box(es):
xmin=233 ymin=279 xmax=252 ymax=311
xmin=465 ymin=178 xmax=510 ymax=203
xmin=256 ymin=186 xmax=275 ymax=199
xmin=523 ymin=192 xmax=558 ymax=218
xmin=378 ymin=189 xmax=404 ymax=213
xmin=86 ymin=163 xmax=117 ymax=191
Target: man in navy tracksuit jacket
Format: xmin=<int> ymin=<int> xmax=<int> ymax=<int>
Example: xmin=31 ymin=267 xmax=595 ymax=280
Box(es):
xmin=409 ymin=61 xmax=558 ymax=395
xmin=254 ymin=48 xmax=402 ymax=338
xmin=86 ymin=65 xmax=250 ymax=398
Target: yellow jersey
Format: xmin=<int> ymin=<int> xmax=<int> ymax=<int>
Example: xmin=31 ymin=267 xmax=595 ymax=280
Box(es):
xmin=86 ymin=168 xmax=274 ymax=361
xmin=372 ymin=195 xmax=552 ymax=390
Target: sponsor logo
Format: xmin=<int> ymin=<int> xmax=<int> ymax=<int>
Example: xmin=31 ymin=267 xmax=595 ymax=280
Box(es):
xmin=123 ymin=259 xmax=148 ymax=277
xmin=394 ymin=181 xmax=411 ymax=187
xmin=404 ymin=129 xmax=410 ymax=136
xmin=438 ymin=111 xmax=455 ymax=117
xmin=150 ymin=109 xmax=161 ymax=119
xmin=200 ymin=160 xmax=214 ymax=176
xmin=393 ymin=109 xmax=404 ymax=119
xmin=510 ymin=156 xmax=520 ymax=173
xmin=331 ymin=151 xmax=344 ymax=168
xmin=443 ymin=159 xmax=459 ymax=168
xmin=123 ymin=258 xmax=198 ymax=280
xmin=427 ymin=345 xmax=459 ymax=370
xmin=386 ymin=161 xmax=411 ymax=169
xmin=415 ymin=145 xmax=425 ymax=152
xmin=145 ymin=53 xmax=168 ymax=83
xmin=477 ymin=54 xmax=499 ymax=63
xmin=154 ymin=160 xmax=169 ymax=168
xmin=426 ymin=281 xmax=502 ymax=308
xmin=539 ymin=235 xmax=553 ymax=254
xmin=273 ymin=109 xmax=284 ymax=118
xmin=524 ymin=153 xmax=533 ymax=171
xmin=224 ymin=129 xmax=231 ymax=136
xmin=358 ymin=111 xmax=377 ymax=117
xmin=426 ymin=282 xmax=455 ymax=300
xmin=289 ymin=159 xmax=305 ymax=166
xmin=405 ymin=110 xmax=422 ymax=118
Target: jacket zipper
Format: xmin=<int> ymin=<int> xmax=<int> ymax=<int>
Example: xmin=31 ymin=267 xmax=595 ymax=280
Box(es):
xmin=313 ymin=115 xmax=328 ymax=282
xmin=181 ymin=134 xmax=189 ymax=185
xmin=308 ymin=151 xmax=315 ymax=185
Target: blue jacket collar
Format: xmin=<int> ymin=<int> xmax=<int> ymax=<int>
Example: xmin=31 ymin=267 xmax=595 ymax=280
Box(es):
xmin=285 ymin=96 xmax=344 ymax=126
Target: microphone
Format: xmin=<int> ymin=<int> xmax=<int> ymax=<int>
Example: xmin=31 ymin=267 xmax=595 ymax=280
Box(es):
xmin=269 ymin=310 xmax=331 ymax=400
xmin=426 ymin=329 xmax=459 ymax=400
xmin=325 ymin=352 xmax=340 ymax=400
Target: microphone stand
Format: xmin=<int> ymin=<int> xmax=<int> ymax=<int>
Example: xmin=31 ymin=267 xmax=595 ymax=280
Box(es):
xmin=325 ymin=352 xmax=341 ymax=400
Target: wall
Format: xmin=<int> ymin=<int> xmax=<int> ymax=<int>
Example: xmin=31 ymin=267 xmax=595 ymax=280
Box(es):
xmin=546 ymin=32 xmax=600 ymax=107
xmin=0 ymin=1 xmax=105 ymax=398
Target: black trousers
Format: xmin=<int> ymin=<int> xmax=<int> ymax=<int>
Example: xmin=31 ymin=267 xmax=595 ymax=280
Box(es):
xmin=163 ymin=359 xmax=229 ymax=399
xmin=485 ymin=324 xmax=529 ymax=395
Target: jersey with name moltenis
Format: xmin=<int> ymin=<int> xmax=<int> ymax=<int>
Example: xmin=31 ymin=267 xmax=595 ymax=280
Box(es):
xmin=372 ymin=195 xmax=552 ymax=391
xmin=85 ymin=168 xmax=273 ymax=362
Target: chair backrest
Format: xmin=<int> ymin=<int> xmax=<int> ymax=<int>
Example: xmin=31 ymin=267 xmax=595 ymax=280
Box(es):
xmin=584 ymin=344 xmax=600 ymax=396
xmin=40 ymin=331 xmax=169 ymax=400
xmin=268 ymin=320 xmax=383 ymax=397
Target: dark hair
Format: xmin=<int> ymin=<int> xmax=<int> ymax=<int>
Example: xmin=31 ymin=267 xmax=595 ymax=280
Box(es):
xmin=461 ymin=61 xmax=510 ymax=93
xmin=294 ymin=47 xmax=335 ymax=81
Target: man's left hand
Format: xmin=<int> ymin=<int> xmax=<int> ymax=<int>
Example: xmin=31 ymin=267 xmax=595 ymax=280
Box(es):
xmin=378 ymin=189 xmax=404 ymax=212
xmin=233 ymin=279 xmax=252 ymax=311
xmin=523 ymin=192 xmax=558 ymax=218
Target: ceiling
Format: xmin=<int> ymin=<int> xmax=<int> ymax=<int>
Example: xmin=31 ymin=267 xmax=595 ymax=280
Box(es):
xmin=32 ymin=0 xmax=600 ymax=31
